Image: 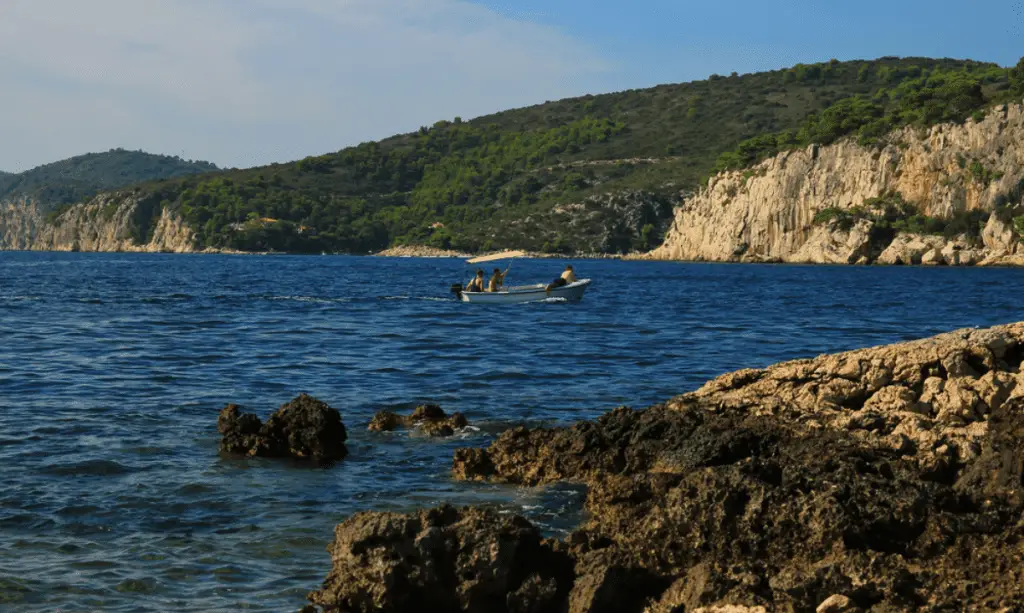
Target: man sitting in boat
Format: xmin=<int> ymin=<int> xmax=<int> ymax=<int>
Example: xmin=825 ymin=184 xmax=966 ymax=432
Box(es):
xmin=487 ymin=265 xmax=510 ymax=292
xmin=545 ymin=265 xmax=576 ymax=295
xmin=465 ymin=269 xmax=486 ymax=292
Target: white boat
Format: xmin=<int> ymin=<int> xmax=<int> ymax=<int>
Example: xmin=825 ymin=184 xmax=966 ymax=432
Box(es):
xmin=459 ymin=279 xmax=591 ymax=304
xmin=451 ymin=250 xmax=591 ymax=304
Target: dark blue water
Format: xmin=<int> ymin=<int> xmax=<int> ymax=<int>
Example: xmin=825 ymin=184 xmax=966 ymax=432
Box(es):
xmin=2 ymin=253 xmax=1023 ymax=612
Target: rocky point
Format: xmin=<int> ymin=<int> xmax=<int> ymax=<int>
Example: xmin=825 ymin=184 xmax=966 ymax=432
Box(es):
xmin=304 ymin=323 xmax=1024 ymax=612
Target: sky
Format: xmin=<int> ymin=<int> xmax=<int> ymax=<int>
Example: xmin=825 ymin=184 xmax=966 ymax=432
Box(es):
xmin=0 ymin=0 xmax=1021 ymax=172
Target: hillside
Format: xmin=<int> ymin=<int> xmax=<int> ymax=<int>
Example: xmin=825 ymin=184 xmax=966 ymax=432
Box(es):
xmin=31 ymin=57 xmax=1024 ymax=255
xmin=0 ymin=149 xmax=217 ymax=211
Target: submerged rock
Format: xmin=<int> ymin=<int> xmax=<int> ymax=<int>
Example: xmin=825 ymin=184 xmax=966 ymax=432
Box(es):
xmin=218 ymin=394 xmax=347 ymax=464
xmin=368 ymin=404 xmax=469 ymax=438
xmin=306 ymin=323 xmax=1024 ymax=611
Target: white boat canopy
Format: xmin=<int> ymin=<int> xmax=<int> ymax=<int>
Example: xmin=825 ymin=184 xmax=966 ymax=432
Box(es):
xmin=466 ymin=250 xmax=526 ymax=264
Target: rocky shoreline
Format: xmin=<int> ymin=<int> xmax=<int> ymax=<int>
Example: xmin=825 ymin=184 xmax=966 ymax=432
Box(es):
xmin=372 ymin=244 xmax=624 ymax=260
xmin=303 ymin=322 xmax=1024 ymax=612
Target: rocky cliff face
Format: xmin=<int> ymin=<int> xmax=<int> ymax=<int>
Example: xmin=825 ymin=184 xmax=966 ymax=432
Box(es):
xmin=645 ymin=103 xmax=1024 ymax=266
xmin=0 ymin=198 xmax=47 ymax=250
xmin=3 ymin=193 xmax=197 ymax=253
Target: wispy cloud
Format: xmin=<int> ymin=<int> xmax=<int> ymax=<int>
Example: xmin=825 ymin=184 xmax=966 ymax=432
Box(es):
xmin=0 ymin=0 xmax=607 ymax=171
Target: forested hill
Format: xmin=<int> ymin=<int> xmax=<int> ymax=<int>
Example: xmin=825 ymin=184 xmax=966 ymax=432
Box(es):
xmin=0 ymin=149 xmax=217 ymax=210
xmin=69 ymin=57 xmax=1024 ymax=254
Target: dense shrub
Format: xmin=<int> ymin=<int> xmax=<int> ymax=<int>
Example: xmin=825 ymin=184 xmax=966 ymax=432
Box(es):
xmin=713 ymin=61 xmax=1017 ymax=173
xmin=814 ymin=191 xmax=988 ymax=241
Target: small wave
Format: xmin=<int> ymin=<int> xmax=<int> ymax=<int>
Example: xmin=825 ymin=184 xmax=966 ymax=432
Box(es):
xmin=56 ymin=504 xmax=102 ymax=517
xmin=266 ymin=295 xmax=351 ymax=304
xmin=372 ymin=367 xmax=405 ymax=373
xmin=115 ymin=578 xmax=160 ymax=594
xmin=450 ymin=425 xmax=482 ymax=440
xmin=122 ymin=446 xmax=171 ymax=456
xmin=40 ymin=459 xmax=133 ymax=476
xmin=176 ymin=483 xmax=216 ymax=496
xmin=140 ymin=293 xmax=195 ymax=303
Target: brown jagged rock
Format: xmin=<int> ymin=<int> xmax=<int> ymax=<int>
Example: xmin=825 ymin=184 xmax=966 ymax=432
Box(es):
xmin=368 ymin=404 xmax=469 ymax=437
xmin=309 ymin=323 xmax=1024 ymax=611
xmin=217 ymin=394 xmax=347 ymax=464
xmin=306 ymin=505 xmax=573 ymax=613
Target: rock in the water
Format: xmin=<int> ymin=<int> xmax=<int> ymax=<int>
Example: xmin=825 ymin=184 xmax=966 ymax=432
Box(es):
xmin=366 ymin=410 xmax=404 ymax=432
xmin=306 ymin=505 xmax=572 ymax=613
xmin=368 ymin=404 xmax=469 ymax=437
xmin=218 ymin=394 xmax=347 ymax=464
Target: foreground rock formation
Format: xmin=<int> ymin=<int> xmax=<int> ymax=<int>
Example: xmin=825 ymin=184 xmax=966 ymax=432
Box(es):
xmin=218 ymin=394 xmax=348 ymax=464
xmin=306 ymin=322 xmax=1024 ymax=611
xmin=368 ymin=404 xmax=469 ymax=437
xmin=644 ymin=103 xmax=1024 ymax=266
xmin=305 ymin=506 xmax=572 ymax=613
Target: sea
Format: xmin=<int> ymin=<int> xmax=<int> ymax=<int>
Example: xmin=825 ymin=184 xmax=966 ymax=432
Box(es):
xmin=2 ymin=252 xmax=1023 ymax=612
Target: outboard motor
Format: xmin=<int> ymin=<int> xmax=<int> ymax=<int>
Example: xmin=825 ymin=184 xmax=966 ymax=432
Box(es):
xmin=450 ymin=283 xmax=463 ymax=299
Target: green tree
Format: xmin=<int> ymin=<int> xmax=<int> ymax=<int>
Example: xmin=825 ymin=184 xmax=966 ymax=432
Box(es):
xmin=1012 ymin=57 xmax=1024 ymax=95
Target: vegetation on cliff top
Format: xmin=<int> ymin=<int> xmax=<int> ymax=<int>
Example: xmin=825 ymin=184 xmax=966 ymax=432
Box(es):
xmin=57 ymin=57 xmax=1024 ymax=254
xmin=714 ymin=58 xmax=1024 ymax=174
xmin=1 ymin=149 xmax=217 ymax=211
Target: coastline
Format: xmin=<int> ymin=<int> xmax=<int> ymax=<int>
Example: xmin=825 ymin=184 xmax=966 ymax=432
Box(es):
xmin=371 ymin=244 xmax=625 ymax=260
xmin=7 ymin=243 xmax=1024 ymax=267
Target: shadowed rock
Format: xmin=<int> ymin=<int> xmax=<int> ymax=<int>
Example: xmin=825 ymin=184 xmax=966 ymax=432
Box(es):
xmin=218 ymin=394 xmax=347 ymax=464
xmin=368 ymin=404 xmax=469 ymax=438
xmin=305 ymin=506 xmax=572 ymax=613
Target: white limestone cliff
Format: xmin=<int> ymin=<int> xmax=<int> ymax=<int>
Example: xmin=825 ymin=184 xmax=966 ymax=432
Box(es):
xmin=644 ymin=103 xmax=1024 ymax=266
xmin=23 ymin=193 xmax=197 ymax=253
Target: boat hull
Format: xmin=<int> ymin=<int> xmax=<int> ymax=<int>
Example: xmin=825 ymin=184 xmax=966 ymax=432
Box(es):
xmin=459 ymin=279 xmax=591 ymax=304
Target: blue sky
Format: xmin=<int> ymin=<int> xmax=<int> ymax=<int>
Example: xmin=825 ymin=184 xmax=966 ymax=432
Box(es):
xmin=480 ymin=0 xmax=1024 ymax=89
xmin=0 ymin=0 xmax=1021 ymax=172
